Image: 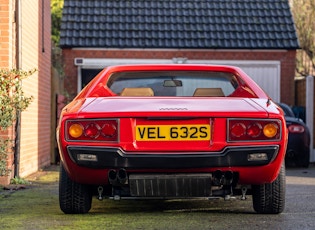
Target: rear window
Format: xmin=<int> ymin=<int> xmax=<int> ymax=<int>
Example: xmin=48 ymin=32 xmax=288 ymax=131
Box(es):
xmin=107 ymin=71 xmax=238 ymax=97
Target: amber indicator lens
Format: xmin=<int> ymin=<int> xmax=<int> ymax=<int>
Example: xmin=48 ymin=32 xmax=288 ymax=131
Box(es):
xmin=69 ymin=123 xmax=84 ymax=138
xmin=263 ymin=123 xmax=278 ymax=138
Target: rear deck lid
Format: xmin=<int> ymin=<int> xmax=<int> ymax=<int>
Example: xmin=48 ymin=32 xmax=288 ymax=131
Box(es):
xmin=78 ymin=97 xmax=271 ymax=118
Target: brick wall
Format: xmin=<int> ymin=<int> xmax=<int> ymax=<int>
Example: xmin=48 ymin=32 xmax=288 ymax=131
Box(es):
xmin=0 ymin=0 xmax=51 ymax=179
xmin=295 ymin=79 xmax=306 ymax=106
xmin=17 ymin=0 xmax=51 ymax=177
xmin=0 ymin=0 xmax=15 ymax=183
xmin=0 ymin=0 xmax=13 ymax=67
xmin=62 ymin=49 xmax=296 ymax=105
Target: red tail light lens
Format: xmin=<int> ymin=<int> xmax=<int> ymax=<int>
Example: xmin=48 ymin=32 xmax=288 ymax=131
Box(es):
xmin=66 ymin=119 xmax=118 ymax=142
xmin=101 ymin=123 xmax=117 ymax=137
xmin=228 ymin=119 xmax=281 ymax=142
xmin=230 ymin=123 xmax=246 ymax=137
xmin=84 ymin=123 xmax=100 ymax=138
xmin=288 ymin=124 xmax=304 ymax=133
xmin=247 ymin=123 xmax=262 ymax=137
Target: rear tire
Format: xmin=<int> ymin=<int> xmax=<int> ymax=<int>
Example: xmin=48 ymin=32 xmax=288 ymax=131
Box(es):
xmin=59 ymin=164 xmax=92 ymax=214
xmin=252 ymin=163 xmax=286 ymax=214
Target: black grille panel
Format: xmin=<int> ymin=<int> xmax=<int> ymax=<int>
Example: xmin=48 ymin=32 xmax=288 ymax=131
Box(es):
xmin=129 ymin=174 xmax=212 ymax=197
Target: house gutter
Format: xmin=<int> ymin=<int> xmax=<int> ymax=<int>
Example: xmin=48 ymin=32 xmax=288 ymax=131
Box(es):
xmin=14 ymin=0 xmax=22 ymax=178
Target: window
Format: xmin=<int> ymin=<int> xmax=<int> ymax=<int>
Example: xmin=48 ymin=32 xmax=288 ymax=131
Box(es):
xmin=108 ymin=71 xmax=237 ymax=97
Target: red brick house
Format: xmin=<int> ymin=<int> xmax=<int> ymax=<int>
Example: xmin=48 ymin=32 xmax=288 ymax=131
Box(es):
xmin=0 ymin=0 xmax=51 ymax=183
xmin=60 ymin=0 xmax=299 ymax=106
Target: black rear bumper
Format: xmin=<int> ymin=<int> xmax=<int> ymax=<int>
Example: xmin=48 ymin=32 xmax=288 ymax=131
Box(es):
xmin=67 ymin=145 xmax=279 ymax=169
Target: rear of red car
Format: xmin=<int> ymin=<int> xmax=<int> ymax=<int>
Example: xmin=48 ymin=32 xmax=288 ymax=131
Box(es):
xmin=57 ymin=65 xmax=287 ymax=214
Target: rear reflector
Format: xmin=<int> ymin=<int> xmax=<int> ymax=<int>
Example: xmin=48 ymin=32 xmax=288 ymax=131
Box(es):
xmin=248 ymin=153 xmax=268 ymax=161
xmin=77 ymin=154 xmax=98 ymax=162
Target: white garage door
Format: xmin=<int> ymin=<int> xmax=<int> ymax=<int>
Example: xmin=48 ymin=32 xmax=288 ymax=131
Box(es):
xmin=75 ymin=58 xmax=281 ymax=102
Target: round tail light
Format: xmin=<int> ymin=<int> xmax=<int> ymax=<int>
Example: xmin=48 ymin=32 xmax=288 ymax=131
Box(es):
xmin=69 ymin=123 xmax=84 ymax=138
xmin=263 ymin=123 xmax=278 ymax=138
xmin=101 ymin=123 xmax=117 ymax=137
xmin=247 ymin=123 xmax=262 ymax=137
xmin=230 ymin=123 xmax=246 ymax=137
xmin=84 ymin=123 xmax=100 ymax=139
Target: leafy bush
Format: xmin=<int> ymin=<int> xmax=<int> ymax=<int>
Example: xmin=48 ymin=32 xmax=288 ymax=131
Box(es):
xmin=0 ymin=138 xmax=10 ymax=176
xmin=10 ymin=176 xmax=30 ymax=185
xmin=0 ymin=69 xmax=35 ymax=176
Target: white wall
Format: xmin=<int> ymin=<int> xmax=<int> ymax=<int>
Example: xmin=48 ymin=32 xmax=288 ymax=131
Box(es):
xmin=306 ymin=76 xmax=314 ymax=162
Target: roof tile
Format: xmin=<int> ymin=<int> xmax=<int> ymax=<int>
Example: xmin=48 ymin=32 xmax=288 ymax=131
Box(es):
xmin=60 ymin=0 xmax=299 ymax=49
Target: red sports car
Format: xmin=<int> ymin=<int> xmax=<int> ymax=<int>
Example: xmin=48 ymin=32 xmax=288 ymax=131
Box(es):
xmin=57 ymin=64 xmax=288 ymax=214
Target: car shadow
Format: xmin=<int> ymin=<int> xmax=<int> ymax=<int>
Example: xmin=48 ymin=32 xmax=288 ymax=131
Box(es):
xmin=91 ymin=197 xmax=255 ymax=214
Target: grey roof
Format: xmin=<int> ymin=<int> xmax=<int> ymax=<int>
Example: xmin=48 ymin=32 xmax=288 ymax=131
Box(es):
xmin=60 ymin=0 xmax=299 ymax=49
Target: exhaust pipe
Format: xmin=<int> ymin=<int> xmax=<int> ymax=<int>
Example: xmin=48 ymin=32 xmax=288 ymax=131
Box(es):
xmin=117 ymin=168 xmax=128 ymax=184
xmin=223 ymin=171 xmax=234 ymax=185
xmin=213 ymin=170 xmax=223 ymax=186
xmin=212 ymin=170 xmax=234 ymax=186
xmin=108 ymin=168 xmax=128 ymax=185
xmin=108 ymin=169 xmax=117 ymax=184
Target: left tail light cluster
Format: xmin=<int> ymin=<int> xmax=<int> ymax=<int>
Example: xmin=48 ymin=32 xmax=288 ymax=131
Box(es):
xmin=228 ymin=119 xmax=281 ymax=142
xmin=65 ymin=119 xmax=118 ymax=142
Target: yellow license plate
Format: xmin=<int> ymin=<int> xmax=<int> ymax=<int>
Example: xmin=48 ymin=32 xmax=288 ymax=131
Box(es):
xmin=136 ymin=125 xmax=211 ymax=141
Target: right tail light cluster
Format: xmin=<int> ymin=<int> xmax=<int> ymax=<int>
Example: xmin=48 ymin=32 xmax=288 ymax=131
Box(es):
xmin=228 ymin=119 xmax=281 ymax=142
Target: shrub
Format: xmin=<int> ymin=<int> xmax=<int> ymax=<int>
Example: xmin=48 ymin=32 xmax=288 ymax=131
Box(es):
xmin=0 ymin=69 xmax=35 ymax=176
